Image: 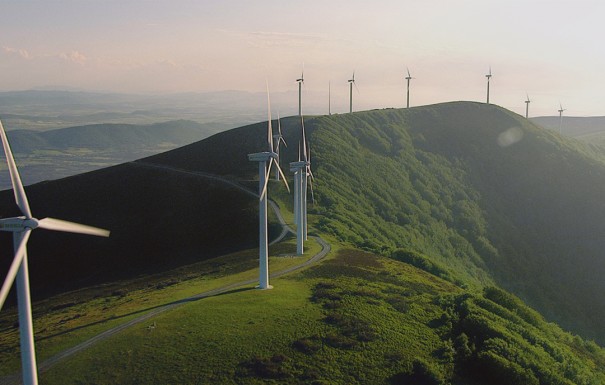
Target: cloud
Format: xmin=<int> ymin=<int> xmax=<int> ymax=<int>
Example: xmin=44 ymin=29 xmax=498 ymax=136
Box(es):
xmin=221 ymin=29 xmax=326 ymax=49
xmin=3 ymin=46 xmax=31 ymax=59
xmin=59 ymin=50 xmax=88 ymax=65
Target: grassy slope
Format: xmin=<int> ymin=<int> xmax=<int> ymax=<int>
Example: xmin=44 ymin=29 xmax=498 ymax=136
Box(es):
xmin=38 ymin=248 xmax=605 ymax=385
xmin=304 ymin=103 xmax=605 ymax=344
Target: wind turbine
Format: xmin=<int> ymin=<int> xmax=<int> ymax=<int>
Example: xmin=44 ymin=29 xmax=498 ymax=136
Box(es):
xmin=328 ymin=81 xmax=331 ymax=116
xmin=296 ymin=66 xmax=304 ymax=116
xmin=0 ymin=120 xmax=110 ymax=385
xmin=272 ymin=113 xmax=287 ymax=181
xmin=405 ymin=67 xmax=413 ymax=108
xmin=525 ymin=94 xmax=531 ymax=119
xmin=289 ymin=115 xmax=313 ymax=254
xmin=247 ymin=83 xmax=289 ymax=289
xmin=558 ymin=103 xmax=566 ymax=134
xmin=485 ymin=67 xmax=492 ymax=104
xmin=348 ymin=71 xmax=357 ymax=113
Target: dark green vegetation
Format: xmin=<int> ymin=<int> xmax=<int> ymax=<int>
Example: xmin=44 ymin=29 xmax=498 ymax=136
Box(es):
xmin=305 ymin=103 xmax=605 ymax=344
xmin=38 ymin=250 xmax=605 ymax=384
xmin=2 ymin=101 xmax=605 ymax=383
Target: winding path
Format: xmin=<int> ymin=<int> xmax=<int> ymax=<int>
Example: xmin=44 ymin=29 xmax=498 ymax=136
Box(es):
xmin=1 ymin=161 xmax=330 ymax=384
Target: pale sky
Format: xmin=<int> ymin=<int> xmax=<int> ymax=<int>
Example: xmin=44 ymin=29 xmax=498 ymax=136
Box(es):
xmin=1 ymin=0 xmax=604 ymax=116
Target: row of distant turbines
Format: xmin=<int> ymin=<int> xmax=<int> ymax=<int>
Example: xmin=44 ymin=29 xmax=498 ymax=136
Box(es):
xmin=298 ymin=66 xmax=568 ymax=132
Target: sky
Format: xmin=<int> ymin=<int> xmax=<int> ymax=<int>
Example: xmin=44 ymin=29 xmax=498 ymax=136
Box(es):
xmin=1 ymin=0 xmax=605 ymax=117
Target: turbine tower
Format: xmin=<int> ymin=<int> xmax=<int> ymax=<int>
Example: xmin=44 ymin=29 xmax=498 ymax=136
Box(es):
xmin=348 ymin=71 xmax=356 ymax=113
xmin=405 ymin=67 xmax=413 ymax=108
xmin=558 ymin=103 xmax=566 ymax=134
xmin=248 ymin=84 xmax=289 ymax=289
xmin=296 ymin=66 xmax=304 ymax=116
xmin=485 ymin=67 xmax=492 ymax=104
xmin=525 ymin=94 xmax=531 ymax=119
xmin=272 ymin=113 xmax=287 ymax=181
xmin=0 ymin=120 xmax=110 ymax=385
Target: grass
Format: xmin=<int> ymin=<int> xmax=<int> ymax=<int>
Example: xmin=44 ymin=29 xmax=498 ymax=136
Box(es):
xmin=38 ymin=248 xmax=459 ymax=384
xmin=0 ymin=235 xmax=321 ymax=376
xmin=37 ymin=246 xmax=605 ymax=385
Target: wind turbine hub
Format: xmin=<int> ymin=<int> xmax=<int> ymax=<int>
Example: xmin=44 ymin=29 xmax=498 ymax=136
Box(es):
xmin=0 ymin=217 xmax=38 ymax=232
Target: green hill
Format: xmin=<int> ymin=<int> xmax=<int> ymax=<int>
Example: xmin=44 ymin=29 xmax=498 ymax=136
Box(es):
xmin=305 ymin=103 xmax=605 ymax=343
xmin=3 ymin=102 xmax=605 ymax=383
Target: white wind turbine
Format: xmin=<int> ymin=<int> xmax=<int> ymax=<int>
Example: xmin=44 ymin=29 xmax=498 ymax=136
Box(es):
xmin=0 ymin=120 xmax=110 ymax=385
xmin=525 ymin=94 xmax=531 ymax=119
xmin=485 ymin=66 xmax=492 ymax=104
xmin=290 ymin=115 xmax=314 ymax=254
xmin=405 ymin=67 xmax=413 ymax=108
xmin=348 ymin=71 xmax=358 ymax=113
xmin=272 ymin=113 xmax=287 ymax=181
xmin=296 ymin=66 xmax=304 ymax=116
xmin=558 ymin=103 xmax=566 ymax=134
xmin=248 ymin=84 xmax=289 ymax=289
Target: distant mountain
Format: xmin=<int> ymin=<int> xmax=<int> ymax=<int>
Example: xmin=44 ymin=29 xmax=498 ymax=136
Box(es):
xmin=5 ymin=120 xmax=219 ymax=153
xmin=532 ymin=115 xmax=605 ymax=142
xmin=0 ymin=89 xmax=311 ymax=131
xmin=0 ymin=120 xmax=224 ymax=189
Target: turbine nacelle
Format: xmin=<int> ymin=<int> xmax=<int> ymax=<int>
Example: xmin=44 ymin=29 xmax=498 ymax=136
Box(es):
xmin=0 ymin=217 xmax=38 ymax=232
xmin=289 ymin=160 xmax=308 ymax=172
xmin=247 ymin=151 xmax=278 ymax=163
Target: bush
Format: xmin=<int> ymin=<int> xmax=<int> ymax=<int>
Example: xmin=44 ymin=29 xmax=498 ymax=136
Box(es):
xmin=240 ymin=354 xmax=292 ymax=379
xmin=390 ymin=359 xmax=444 ymax=385
xmin=293 ymin=336 xmax=322 ymax=354
xmin=390 ymin=249 xmax=453 ymax=281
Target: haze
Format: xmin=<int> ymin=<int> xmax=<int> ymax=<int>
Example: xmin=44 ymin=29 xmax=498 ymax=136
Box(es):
xmin=1 ymin=0 xmax=604 ymax=116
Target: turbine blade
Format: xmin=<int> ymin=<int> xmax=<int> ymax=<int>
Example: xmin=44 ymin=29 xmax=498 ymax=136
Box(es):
xmin=301 ymin=116 xmax=308 ymax=162
xmin=0 ymin=120 xmax=32 ymax=218
xmin=266 ymin=81 xmax=273 ymax=151
xmin=407 ymin=67 xmax=411 ymax=78
xmin=274 ymin=161 xmax=290 ymax=193
xmin=259 ymin=158 xmax=273 ymax=201
xmin=307 ymin=145 xmax=315 ymax=181
xmin=280 ymin=137 xmax=288 ymax=148
xmin=309 ymin=177 xmax=315 ymax=204
xmin=38 ymin=217 xmax=110 ymax=237
xmin=0 ymin=229 xmax=32 ymax=311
